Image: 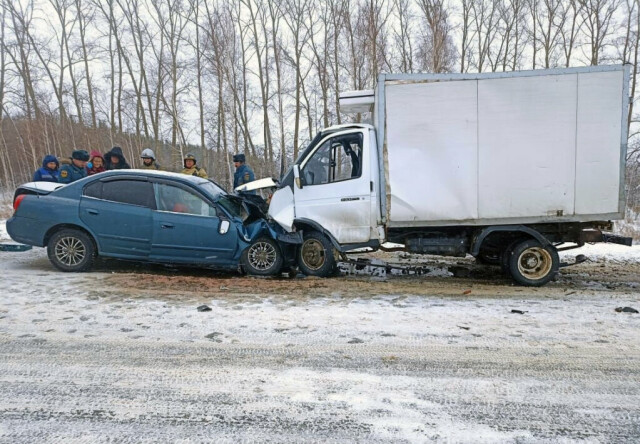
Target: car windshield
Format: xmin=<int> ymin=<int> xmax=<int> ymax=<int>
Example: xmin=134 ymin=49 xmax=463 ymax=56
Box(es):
xmin=217 ymin=195 xmax=248 ymax=220
xmin=198 ymin=180 xmax=226 ymax=200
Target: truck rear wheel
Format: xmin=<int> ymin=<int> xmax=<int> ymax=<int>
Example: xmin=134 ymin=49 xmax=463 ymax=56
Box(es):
xmin=508 ymin=239 xmax=559 ymax=286
xmin=297 ymin=231 xmax=337 ymax=277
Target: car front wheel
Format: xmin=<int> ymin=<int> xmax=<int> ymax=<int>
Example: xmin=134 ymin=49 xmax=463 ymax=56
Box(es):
xmin=241 ymin=237 xmax=284 ymax=276
xmin=47 ymin=228 xmax=96 ymax=272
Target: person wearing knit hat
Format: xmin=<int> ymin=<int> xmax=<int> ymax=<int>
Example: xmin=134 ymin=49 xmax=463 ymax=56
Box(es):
xmin=59 ymin=150 xmax=90 ymax=184
xmin=33 ymin=154 xmax=60 ymax=183
xmin=86 ymin=150 xmax=106 ymax=176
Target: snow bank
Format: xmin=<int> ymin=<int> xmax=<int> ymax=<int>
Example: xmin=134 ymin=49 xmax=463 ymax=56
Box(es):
xmin=0 ymin=219 xmax=9 ymax=241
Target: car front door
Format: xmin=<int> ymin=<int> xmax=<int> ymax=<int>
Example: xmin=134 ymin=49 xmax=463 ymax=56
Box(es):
xmin=80 ymin=178 xmax=155 ymax=258
xmin=150 ymin=182 xmax=239 ymax=266
xmin=294 ymin=129 xmax=371 ymax=243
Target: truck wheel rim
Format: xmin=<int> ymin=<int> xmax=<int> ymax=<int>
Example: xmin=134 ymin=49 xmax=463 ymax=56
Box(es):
xmin=301 ymin=239 xmax=325 ymax=270
xmin=55 ymin=237 xmax=86 ymax=266
xmin=248 ymin=241 xmax=277 ymax=271
xmin=517 ymin=247 xmax=552 ymax=280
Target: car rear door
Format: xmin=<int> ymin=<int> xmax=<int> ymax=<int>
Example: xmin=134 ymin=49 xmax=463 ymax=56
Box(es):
xmin=150 ymin=182 xmax=239 ymax=266
xmin=80 ymin=178 xmax=154 ymax=258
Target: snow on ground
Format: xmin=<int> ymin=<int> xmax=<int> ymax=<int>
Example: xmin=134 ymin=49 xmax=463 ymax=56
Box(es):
xmin=559 ymin=242 xmax=640 ymax=262
xmin=1 ymin=219 xmax=640 ymax=441
xmin=0 ymin=219 xmax=9 ymax=241
xmin=1 ymin=240 xmax=640 ymax=441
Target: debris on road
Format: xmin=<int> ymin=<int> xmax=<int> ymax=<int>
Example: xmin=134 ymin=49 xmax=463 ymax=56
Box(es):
xmin=511 ymin=309 xmax=527 ymax=314
xmin=615 ymin=306 xmax=639 ymax=313
xmin=197 ymin=305 xmax=212 ymax=312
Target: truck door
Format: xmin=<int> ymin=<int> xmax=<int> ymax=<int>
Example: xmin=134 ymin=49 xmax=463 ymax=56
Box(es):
xmin=295 ymin=129 xmax=371 ymax=244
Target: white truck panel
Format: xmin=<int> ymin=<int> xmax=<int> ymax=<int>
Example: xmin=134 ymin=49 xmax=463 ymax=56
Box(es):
xmin=381 ymin=66 xmax=627 ymax=226
xmin=385 ymin=80 xmax=479 ymax=222
xmin=478 ymin=74 xmax=577 ymax=218
xmin=575 ymin=71 xmax=624 ymax=215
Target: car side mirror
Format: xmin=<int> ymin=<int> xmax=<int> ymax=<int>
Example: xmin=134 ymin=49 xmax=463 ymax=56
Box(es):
xmin=219 ymin=220 xmax=230 ymax=235
xmin=293 ymin=164 xmax=302 ymax=189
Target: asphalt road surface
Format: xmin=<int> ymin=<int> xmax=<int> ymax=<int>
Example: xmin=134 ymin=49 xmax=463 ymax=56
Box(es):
xmin=1 ymin=246 xmax=639 ymax=443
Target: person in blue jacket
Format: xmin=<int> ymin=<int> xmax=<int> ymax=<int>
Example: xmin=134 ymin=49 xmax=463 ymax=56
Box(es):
xmin=33 ymin=155 xmax=60 ymax=182
xmin=59 ymin=150 xmax=90 ymax=184
xmin=233 ymin=153 xmax=255 ymax=193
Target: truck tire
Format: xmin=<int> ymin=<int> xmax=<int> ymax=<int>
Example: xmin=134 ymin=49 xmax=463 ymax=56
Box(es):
xmin=476 ymin=247 xmax=501 ymax=265
xmin=47 ymin=228 xmax=96 ymax=272
xmin=508 ymin=239 xmax=559 ymax=286
xmin=297 ymin=231 xmax=337 ymax=277
xmin=241 ymin=237 xmax=284 ymax=276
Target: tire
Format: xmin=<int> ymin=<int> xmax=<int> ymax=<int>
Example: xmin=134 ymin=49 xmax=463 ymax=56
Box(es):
xmin=241 ymin=237 xmax=284 ymax=276
xmin=507 ymin=239 xmax=559 ymax=287
xmin=297 ymin=231 xmax=338 ymax=277
xmin=47 ymin=228 xmax=96 ymax=272
xmin=501 ymin=239 xmax=523 ymax=275
xmin=476 ymin=247 xmax=501 ymax=265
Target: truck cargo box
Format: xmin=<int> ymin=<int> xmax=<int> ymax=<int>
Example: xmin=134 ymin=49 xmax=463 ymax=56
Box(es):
xmin=365 ymin=66 xmax=629 ymax=227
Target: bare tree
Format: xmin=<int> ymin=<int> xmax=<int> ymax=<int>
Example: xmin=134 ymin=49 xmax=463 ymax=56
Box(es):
xmin=393 ymin=0 xmax=415 ymax=72
xmin=471 ymin=0 xmax=500 ymax=72
xmin=416 ymin=0 xmax=456 ymax=73
xmin=578 ymin=0 xmax=621 ymax=65
xmin=74 ymin=0 xmax=97 ymax=128
xmin=559 ymin=0 xmax=584 ymax=66
xmin=460 ymin=0 xmax=476 ymax=72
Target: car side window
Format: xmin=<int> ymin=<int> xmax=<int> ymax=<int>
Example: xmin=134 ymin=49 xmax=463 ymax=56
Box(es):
xmin=154 ymin=183 xmax=217 ymax=217
xmin=101 ymin=180 xmax=155 ymax=208
xmin=302 ymin=132 xmax=363 ymax=186
xmin=83 ymin=181 xmax=102 ymax=199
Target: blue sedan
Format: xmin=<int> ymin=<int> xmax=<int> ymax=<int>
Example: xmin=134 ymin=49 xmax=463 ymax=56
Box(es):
xmin=7 ymin=170 xmax=290 ymax=275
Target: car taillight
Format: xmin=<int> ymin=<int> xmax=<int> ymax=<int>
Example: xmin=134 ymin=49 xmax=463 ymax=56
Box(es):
xmin=13 ymin=194 xmax=26 ymax=212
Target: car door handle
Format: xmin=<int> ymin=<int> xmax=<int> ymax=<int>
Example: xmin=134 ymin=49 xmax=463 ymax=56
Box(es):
xmin=161 ymin=223 xmax=175 ymax=229
xmin=87 ymin=209 xmax=99 ymax=215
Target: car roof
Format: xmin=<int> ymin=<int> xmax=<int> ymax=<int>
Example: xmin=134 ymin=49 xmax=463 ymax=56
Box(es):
xmin=98 ymin=169 xmax=209 ymax=185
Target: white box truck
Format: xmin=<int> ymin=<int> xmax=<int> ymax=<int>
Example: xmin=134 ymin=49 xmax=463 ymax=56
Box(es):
xmin=241 ymin=65 xmax=633 ymax=286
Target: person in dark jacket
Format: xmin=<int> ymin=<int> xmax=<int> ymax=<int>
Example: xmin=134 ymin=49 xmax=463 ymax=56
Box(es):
xmin=33 ymin=155 xmax=60 ymax=182
xmin=233 ymin=153 xmax=255 ymax=192
xmin=59 ymin=150 xmax=90 ymax=184
xmin=105 ymin=146 xmax=131 ymax=170
xmin=86 ymin=150 xmax=106 ymax=176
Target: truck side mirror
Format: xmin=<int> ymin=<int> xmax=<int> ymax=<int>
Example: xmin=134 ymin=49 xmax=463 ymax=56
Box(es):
xmin=293 ymin=164 xmax=303 ymax=189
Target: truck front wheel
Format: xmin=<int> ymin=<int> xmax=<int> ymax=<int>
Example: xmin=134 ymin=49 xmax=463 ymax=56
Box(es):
xmin=297 ymin=231 xmax=338 ymax=277
xmin=508 ymin=239 xmax=559 ymax=286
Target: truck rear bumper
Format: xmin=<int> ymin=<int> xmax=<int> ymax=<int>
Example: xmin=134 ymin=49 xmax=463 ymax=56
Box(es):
xmin=601 ymin=233 xmax=633 ymax=246
xmin=580 ymin=229 xmax=633 ymax=246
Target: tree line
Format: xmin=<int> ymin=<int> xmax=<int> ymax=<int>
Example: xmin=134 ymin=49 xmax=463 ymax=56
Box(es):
xmin=0 ymin=0 xmax=639 ymax=210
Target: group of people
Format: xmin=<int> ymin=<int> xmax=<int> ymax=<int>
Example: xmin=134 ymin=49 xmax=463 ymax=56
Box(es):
xmin=32 ymin=147 xmax=255 ymax=190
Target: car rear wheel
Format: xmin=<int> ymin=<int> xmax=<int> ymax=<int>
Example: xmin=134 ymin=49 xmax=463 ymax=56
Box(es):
xmin=297 ymin=231 xmax=338 ymax=277
xmin=47 ymin=228 xmax=96 ymax=272
xmin=507 ymin=239 xmax=559 ymax=286
xmin=241 ymin=237 xmax=284 ymax=276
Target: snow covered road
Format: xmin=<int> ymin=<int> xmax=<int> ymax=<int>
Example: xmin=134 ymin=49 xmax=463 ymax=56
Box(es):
xmin=1 ymin=232 xmax=640 ymax=442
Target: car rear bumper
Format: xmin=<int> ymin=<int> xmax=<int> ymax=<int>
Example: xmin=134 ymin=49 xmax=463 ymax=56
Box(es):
xmin=6 ymin=216 xmax=48 ymax=247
